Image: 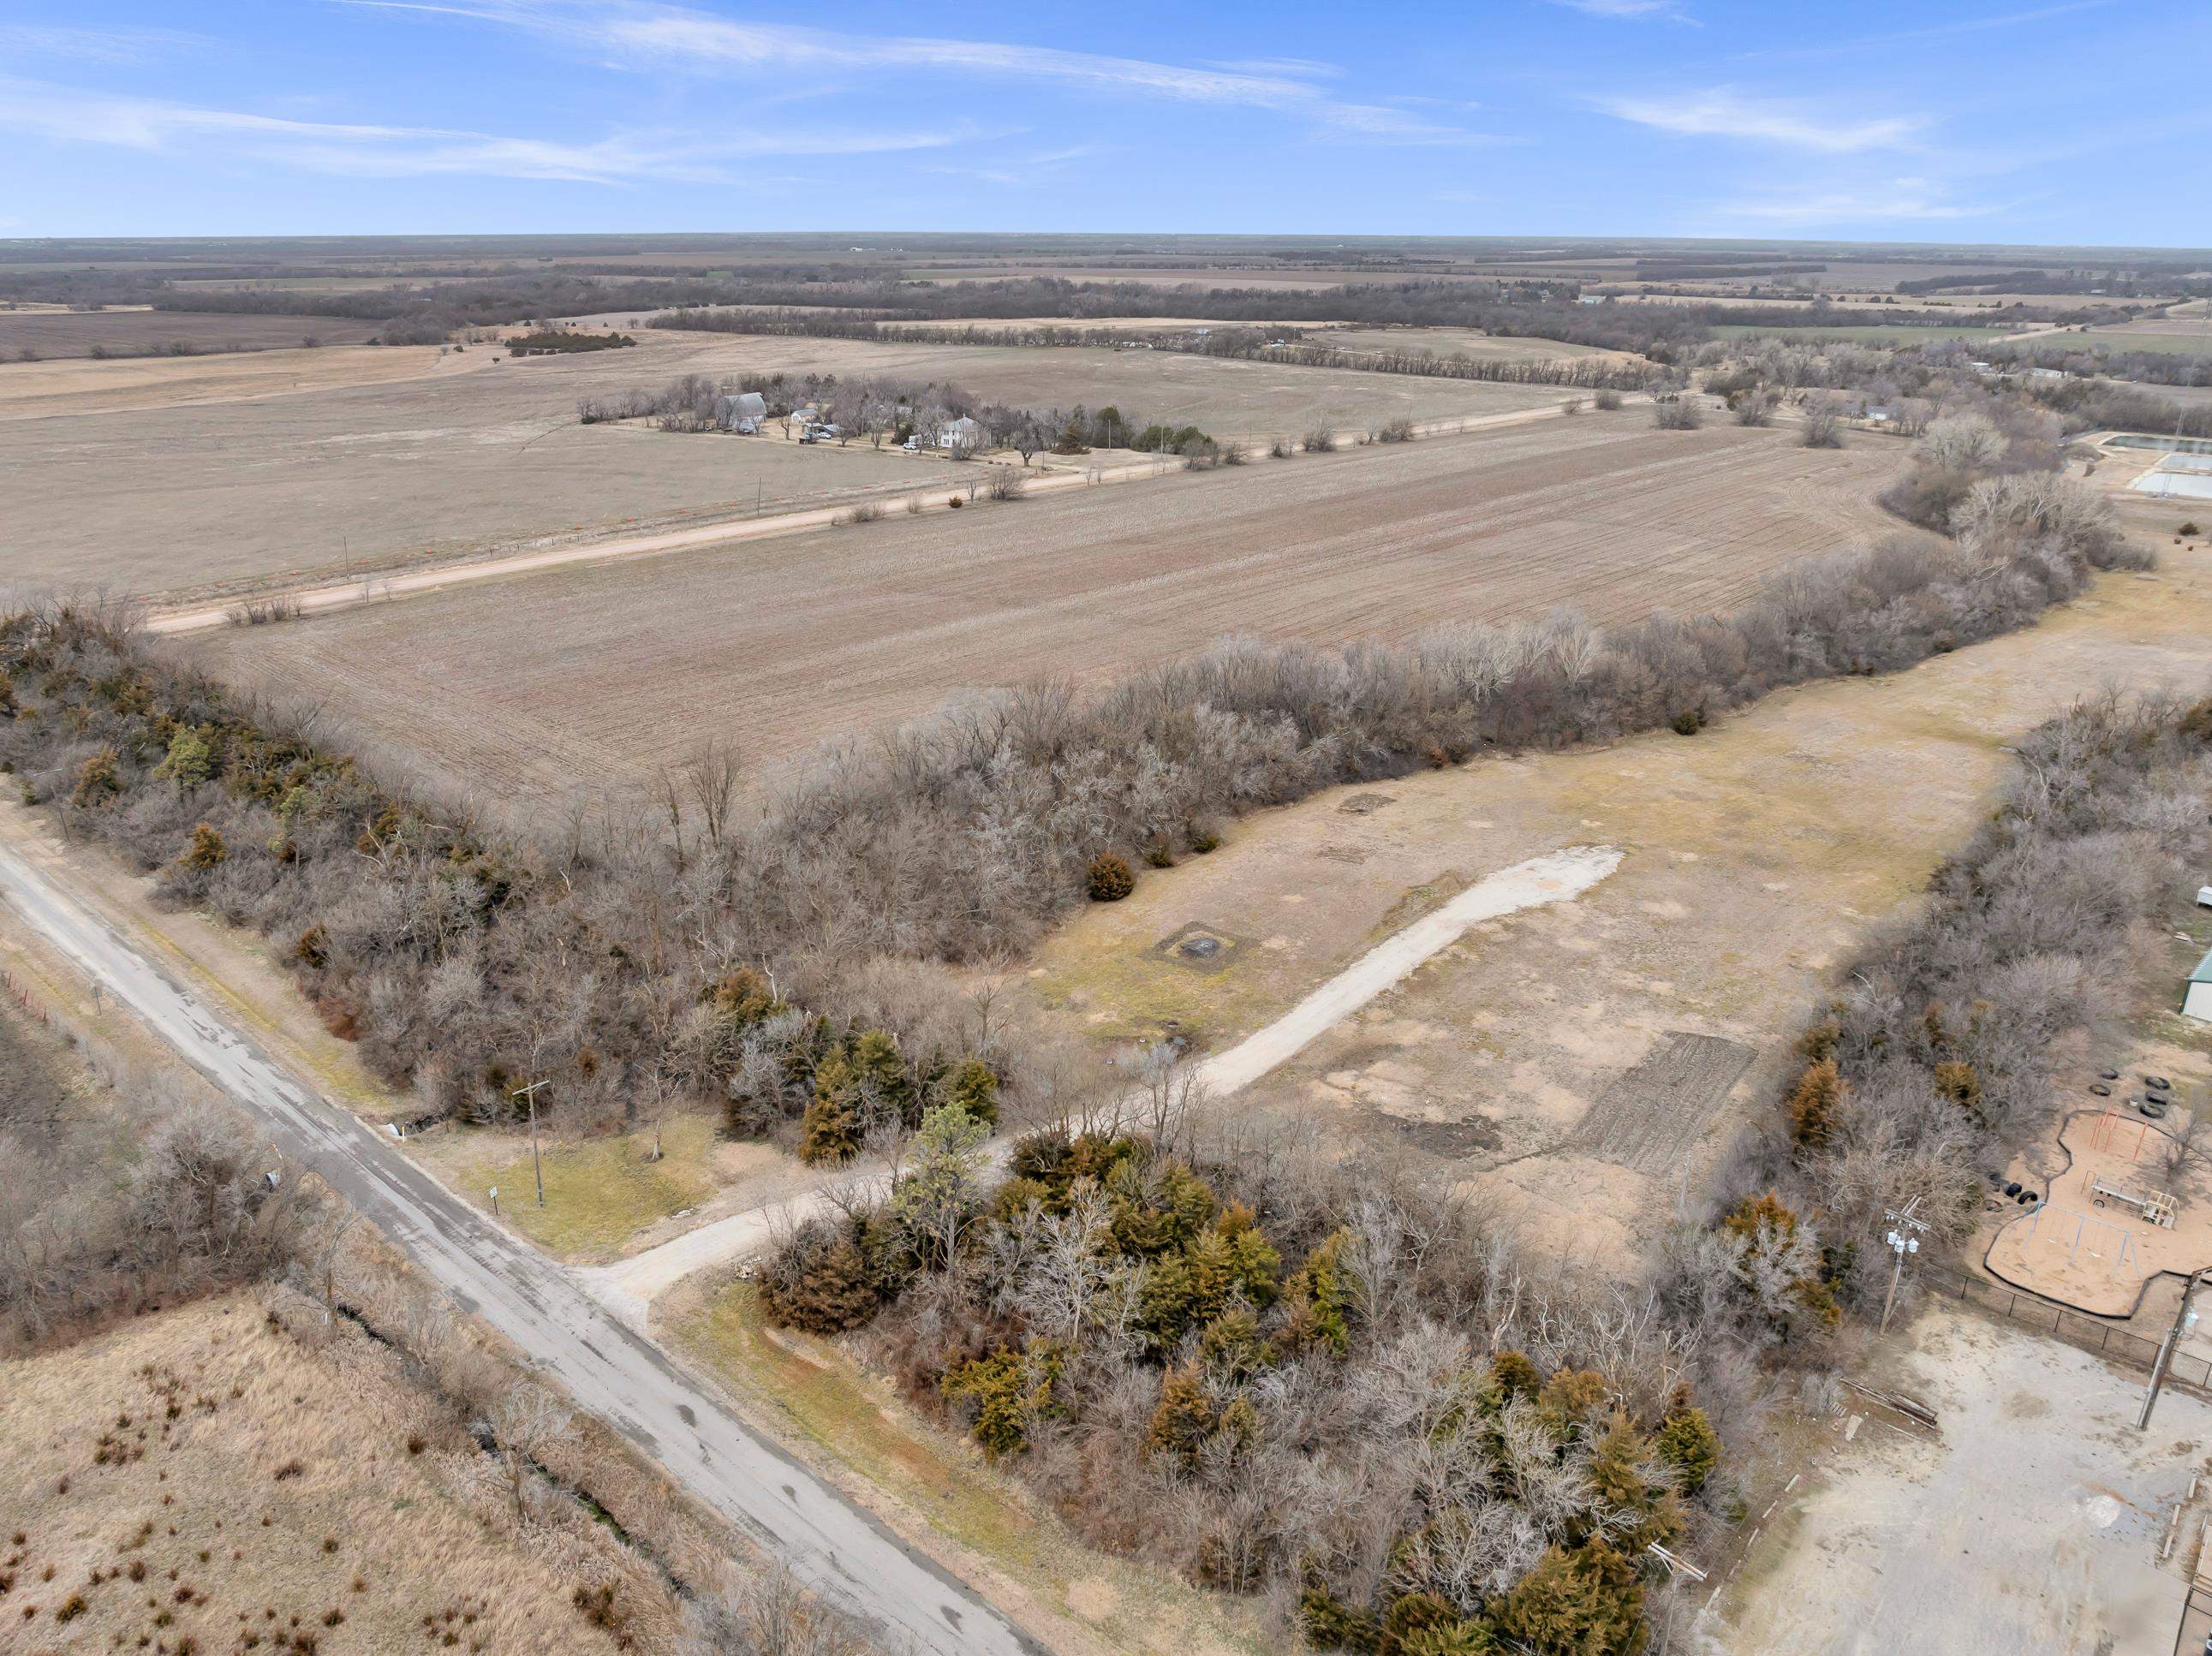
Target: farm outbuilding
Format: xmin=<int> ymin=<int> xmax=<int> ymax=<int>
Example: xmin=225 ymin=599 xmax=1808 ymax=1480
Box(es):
xmin=2186 ymin=947 xmax=2212 ymax=1024
xmin=714 ymin=391 xmax=766 ymax=433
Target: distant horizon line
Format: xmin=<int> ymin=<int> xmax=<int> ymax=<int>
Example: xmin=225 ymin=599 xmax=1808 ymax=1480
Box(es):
xmin=4 ymin=229 xmax=2209 ymax=258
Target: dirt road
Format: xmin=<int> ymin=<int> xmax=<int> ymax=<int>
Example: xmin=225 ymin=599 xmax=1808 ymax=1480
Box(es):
xmin=582 ymin=844 xmax=1621 ymax=1314
xmin=0 ymin=838 xmax=1043 ymax=1656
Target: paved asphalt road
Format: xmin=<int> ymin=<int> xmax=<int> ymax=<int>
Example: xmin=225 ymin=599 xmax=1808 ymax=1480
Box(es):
xmin=0 ymin=840 xmax=1042 ymax=1656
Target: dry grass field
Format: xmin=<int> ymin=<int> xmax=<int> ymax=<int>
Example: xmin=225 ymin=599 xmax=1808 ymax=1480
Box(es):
xmin=4 ymin=329 xmax=1562 ymax=599
xmin=1013 ymin=514 xmax=2212 ymax=1272
xmin=198 ymin=413 xmax=1907 ymax=808
xmin=1315 ymin=327 xmax=1613 ymax=360
xmin=0 ymin=335 xmax=955 ymax=598
xmin=907 ymin=265 xmax=1501 ymax=289
xmin=0 ymin=1293 xmax=670 ymax=1656
xmin=0 ymin=308 xmax=384 ymax=360
xmin=0 ymin=343 xmax=474 ymax=424
xmin=628 ymin=331 xmax=1568 ymax=440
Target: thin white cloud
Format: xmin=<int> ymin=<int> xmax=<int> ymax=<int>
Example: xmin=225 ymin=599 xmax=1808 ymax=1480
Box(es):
xmin=1599 ymin=88 xmax=1921 ymax=152
xmin=0 ymin=77 xmax=996 ymax=182
xmin=1210 ymin=57 xmax=1343 ymax=80
xmin=923 ymin=143 xmax=1113 ymax=188
xmin=0 ymin=22 xmax=207 ymax=63
xmin=1717 ymin=180 xmax=1994 ymax=223
xmin=1735 ymin=2 xmax=2116 ymax=62
xmin=1547 ymin=0 xmax=1690 ymax=18
xmin=345 ymin=0 xmax=1505 ymax=146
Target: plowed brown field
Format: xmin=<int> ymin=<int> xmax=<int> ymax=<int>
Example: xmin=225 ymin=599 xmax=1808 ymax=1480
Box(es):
xmin=6 ymin=330 xmax=1561 ymax=598
xmin=199 ymin=413 xmax=1910 ymax=808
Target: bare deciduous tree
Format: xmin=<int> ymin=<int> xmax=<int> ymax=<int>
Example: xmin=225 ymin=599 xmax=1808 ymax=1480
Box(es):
xmin=485 ymin=1379 xmax=574 ymax=1526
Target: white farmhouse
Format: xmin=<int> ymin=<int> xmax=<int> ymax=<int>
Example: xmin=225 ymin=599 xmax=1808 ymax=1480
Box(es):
xmin=936 ymin=415 xmax=982 ymax=453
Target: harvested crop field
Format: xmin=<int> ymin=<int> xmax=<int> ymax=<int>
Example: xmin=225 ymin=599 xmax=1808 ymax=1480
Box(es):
xmin=198 ymin=413 xmax=1908 ymax=808
xmin=5 ymin=330 xmax=1559 ymax=599
xmin=1316 ymin=327 xmax=1612 ymax=360
xmin=0 ymin=307 xmax=383 ymax=360
xmin=628 ymin=331 xmax=1568 ymax=441
xmin=908 ymin=265 xmax=1500 ymax=289
xmin=1 ymin=335 xmax=960 ymax=598
xmin=0 ymin=342 xmax=469 ymax=423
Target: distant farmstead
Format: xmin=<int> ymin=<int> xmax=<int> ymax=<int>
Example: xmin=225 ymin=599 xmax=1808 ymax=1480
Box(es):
xmin=936 ymin=415 xmax=982 ymax=452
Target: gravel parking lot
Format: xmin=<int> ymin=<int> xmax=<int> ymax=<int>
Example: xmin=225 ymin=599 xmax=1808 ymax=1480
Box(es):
xmin=1714 ymin=1305 xmax=2208 ymax=1656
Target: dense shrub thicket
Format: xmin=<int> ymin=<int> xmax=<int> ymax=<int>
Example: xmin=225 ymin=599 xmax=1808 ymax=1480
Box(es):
xmin=1694 ymin=689 xmax=2212 ymax=1323
xmin=580 ymin=369 xmax=1218 ymax=462
xmin=504 ymin=328 xmax=635 ymax=355
xmin=1990 ymin=338 xmax=2212 ymax=390
xmin=1700 ymin=331 xmax=2209 ymax=444
xmin=761 ymin=1117 xmax=1737 ymax=1650
xmin=0 ymin=1011 xmax=316 ymax=1352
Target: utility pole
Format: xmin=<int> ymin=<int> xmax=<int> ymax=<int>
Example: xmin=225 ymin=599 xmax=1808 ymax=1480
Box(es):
xmin=511 ymin=1079 xmax=550 ymax=1207
xmin=1879 ymin=1198 xmax=1928 ymax=1334
xmin=1646 ymin=1543 xmax=1707 ymax=1656
xmin=2140 ymin=1266 xmax=2208 ymax=1431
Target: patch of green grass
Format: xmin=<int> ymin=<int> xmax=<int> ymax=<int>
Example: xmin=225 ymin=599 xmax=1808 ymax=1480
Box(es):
xmin=450 ymin=1115 xmax=718 ymax=1262
xmin=682 ymin=1284 xmax=1271 ymax=1656
xmin=1364 ymin=869 xmax=1467 ymax=945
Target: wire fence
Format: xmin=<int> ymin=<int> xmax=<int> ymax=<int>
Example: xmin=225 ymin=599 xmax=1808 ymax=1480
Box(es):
xmin=2173 ymin=1581 xmax=2212 ymax=1656
xmin=1919 ymin=1260 xmax=2212 ymax=1394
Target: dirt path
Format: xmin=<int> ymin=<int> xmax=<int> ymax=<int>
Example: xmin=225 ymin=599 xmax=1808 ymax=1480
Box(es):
xmin=149 ymin=397 xmax=1609 ymax=637
xmin=584 ymin=843 xmax=1620 ymax=1317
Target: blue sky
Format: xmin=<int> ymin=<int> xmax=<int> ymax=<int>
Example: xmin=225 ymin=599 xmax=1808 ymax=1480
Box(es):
xmin=3 ymin=1 xmax=2208 ymax=246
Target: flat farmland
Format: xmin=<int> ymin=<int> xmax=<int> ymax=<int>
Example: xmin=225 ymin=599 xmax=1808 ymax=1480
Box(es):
xmin=0 ymin=342 xmax=470 ymax=422
xmin=0 ymin=335 xmax=960 ymax=598
xmin=629 ymin=331 xmax=1569 ymax=439
xmin=1317 ymin=327 xmax=1613 ymax=360
xmin=198 ymin=414 xmax=1909 ymax=808
xmin=5 ymin=330 xmax=1560 ymax=599
xmin=909 ymin=265 xmax=1500 ymax=290
xmin=0 ymin=307 xmax=383 ymax=359
xmin=2082 ymin=322 xmax=2212 ymax=354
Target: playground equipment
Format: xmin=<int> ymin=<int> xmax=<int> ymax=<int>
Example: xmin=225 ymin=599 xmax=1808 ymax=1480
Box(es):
xmin=2090 ymin=1175 xmax=2179 ymax=1229
xmin=2089 ymin=1109 xmax=2149 ymax=1159
xmin=2022 ymin=1202 xmax=2139 ymax=1271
